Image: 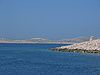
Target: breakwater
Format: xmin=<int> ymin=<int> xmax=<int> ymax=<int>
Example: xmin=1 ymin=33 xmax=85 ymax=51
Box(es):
xmin=52 ymin=39 xmax=100 ymax=54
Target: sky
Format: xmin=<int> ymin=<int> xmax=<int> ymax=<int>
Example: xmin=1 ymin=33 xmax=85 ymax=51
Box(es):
xmin=0 ymin=0 xmax=100 ymax=40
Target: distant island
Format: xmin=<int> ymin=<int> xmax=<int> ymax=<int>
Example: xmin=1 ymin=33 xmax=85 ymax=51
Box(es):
xmin=0 ymin=36 xmax=95 ymax=44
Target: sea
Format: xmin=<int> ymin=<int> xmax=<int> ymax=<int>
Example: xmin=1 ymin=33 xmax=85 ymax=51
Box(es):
xmin=0 ymin=43 xmax=100 ymax=75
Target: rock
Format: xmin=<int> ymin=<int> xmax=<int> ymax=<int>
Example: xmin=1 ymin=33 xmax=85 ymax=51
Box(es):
xmin=53 ymin=39 xmax=100 ymax=53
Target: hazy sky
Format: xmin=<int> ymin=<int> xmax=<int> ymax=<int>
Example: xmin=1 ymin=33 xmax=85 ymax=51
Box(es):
xmin=0 ymin=0 xmax=100 ymax=39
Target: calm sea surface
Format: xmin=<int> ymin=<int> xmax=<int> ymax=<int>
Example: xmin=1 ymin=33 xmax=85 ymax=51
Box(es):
xmin=0 ymin=43 xmax=100 ymax=75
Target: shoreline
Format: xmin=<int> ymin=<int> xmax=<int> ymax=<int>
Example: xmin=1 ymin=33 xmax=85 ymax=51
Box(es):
xmin=0 ymin=40 xmax=73 ymax=44
xmin=0 ymin=42 xmax=69 ymax=44
xmin=51 ymin=48 xmax=100 ymax=54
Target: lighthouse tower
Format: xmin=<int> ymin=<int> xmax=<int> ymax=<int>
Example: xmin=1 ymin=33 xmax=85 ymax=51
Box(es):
xmin=90 ymin=36 xmax=94 ymax=41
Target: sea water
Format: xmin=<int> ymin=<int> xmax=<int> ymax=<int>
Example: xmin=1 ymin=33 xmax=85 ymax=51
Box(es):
xmin=0 ymin=43 xmax=100 ymax=75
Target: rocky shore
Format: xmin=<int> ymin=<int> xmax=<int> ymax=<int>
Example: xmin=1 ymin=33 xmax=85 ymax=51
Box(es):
xmin=52 ymin=39 xmax=100 ymax=54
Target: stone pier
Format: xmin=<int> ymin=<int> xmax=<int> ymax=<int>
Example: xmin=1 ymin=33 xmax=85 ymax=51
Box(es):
xmin=52 ymin=39 xmax=100 ymax=54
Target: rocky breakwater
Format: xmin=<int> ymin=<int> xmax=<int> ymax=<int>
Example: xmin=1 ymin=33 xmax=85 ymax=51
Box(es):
xmin=52 ymin=39 xmax=100 ymax=54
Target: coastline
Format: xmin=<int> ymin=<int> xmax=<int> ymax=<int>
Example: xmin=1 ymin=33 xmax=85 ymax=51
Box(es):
xmin=52 ymin=48 xmax=100 ymax=54
xmin=0 ymin=40 xmax=74 ymax=44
